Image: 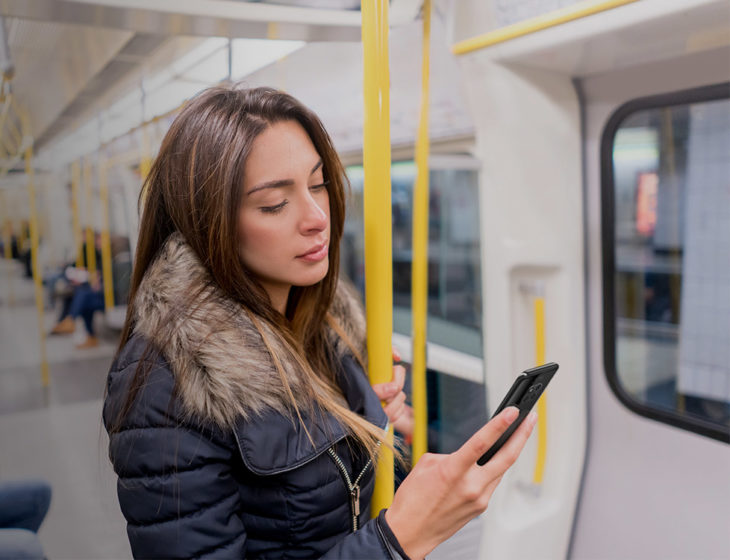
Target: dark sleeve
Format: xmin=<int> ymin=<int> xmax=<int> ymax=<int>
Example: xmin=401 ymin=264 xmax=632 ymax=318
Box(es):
xmin=319 ymin=510 xmax=411 ymax=560
xmin=104 ymin=361 xmax=246 ymax=559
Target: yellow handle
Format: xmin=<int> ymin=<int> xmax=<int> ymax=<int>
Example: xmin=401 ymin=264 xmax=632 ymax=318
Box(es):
xmin=532 ymin=296 xmax=548 ymax=485
xmin=362 ymin=0 xmax=395 ymax=515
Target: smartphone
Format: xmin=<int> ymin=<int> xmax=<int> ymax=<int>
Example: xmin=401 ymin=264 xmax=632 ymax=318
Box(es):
xmin=476 ymin=362 xmax=559 ymax=466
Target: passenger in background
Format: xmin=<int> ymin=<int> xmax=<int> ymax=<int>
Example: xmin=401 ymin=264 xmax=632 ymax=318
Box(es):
xmin=0 ymin=479 xmax=51 ymax=560
xmin=103 ymin=85 xmax=536 ymax=560
xmin=49 ymin=233 xmax=105 ymax=348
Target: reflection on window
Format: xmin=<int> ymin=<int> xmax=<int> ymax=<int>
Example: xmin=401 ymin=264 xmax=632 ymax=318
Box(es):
xmin=611 ymin=96 xmax=730 ymax=433
xmin=341 ymin=161 xmax=482 ymax=357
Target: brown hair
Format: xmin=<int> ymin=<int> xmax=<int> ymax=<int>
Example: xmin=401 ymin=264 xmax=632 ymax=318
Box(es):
xmin=113 ymin=84 xmax=391 ymax=462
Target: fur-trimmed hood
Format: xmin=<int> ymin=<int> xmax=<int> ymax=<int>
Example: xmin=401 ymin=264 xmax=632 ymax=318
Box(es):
xmin=131 ymin=232 xmax=369 ymax=429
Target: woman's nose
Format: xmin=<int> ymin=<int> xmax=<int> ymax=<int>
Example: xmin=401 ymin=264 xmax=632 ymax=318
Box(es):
xmin=299 ymin=193 xmax=328 ymax=233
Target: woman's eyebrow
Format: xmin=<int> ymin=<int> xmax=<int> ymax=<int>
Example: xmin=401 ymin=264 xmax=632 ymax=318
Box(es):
xmin=247 ymin=160 xmax=323 ymax=196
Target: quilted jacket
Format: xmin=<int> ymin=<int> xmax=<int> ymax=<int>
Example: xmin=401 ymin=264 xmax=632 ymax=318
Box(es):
xmin=102 ymin=234 xmax=409 ymax=559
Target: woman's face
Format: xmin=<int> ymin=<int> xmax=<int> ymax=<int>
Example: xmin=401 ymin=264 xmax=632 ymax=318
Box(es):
xmin=239 ymin=120 xmax=330 ymax=311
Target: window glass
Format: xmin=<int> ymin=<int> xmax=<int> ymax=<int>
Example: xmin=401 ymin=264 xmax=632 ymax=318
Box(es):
xmin=609 ymin=94 xmax=730 ymax=435
xmin=341 ymin=161 xmax=483 ymax=357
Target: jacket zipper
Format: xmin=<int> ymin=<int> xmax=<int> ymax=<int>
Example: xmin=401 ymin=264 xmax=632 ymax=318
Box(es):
xmin=327 ymin=445 xmax=379 ymax=533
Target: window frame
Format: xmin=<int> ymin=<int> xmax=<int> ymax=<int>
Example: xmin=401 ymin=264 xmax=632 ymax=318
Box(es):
xmin=601 ymin=81 xmax=730 ymax=444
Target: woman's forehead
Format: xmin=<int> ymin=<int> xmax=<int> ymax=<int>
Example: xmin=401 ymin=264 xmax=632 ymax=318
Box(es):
xmin=244 ymin=120 xmax=321 ymax=184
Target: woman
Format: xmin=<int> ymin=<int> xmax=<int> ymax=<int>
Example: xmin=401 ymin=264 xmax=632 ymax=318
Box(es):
xmin=103 ymin=85 xmax=536 ymax=560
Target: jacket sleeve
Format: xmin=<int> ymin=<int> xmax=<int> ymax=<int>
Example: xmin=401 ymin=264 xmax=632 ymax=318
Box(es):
xmin=319 ymin=510 xmax=410 ymax=560
xmin=104 ymin=360 xmax=246 ymax=559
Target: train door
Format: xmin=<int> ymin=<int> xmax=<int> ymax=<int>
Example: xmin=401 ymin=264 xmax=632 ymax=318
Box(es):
xmin=572 ymin=46 xmax=730 ymax=559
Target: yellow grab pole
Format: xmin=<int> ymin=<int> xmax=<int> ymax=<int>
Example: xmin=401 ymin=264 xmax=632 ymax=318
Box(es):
xmin=140 ymin=125 xmax=152 ymax=181
xmin=410 ymin=0 xmax=431 ymax=465
xmin=452 ymin=0 xmax=640 ymax=55
xmin=83 ymin=157 xmax=97 ymax=284
xmin=532 ymin=295 xmax=548 ymax=484
xmin=1 ymin=192 xmax=15 ymax=306
xmin=362 ymin=0 xmax=394 ymax=514
xmin=71 ymin=161 xmax=83 ymax=268
xmin=99 ymin=158 xmax=114 ymax=310
xmin=1 ymin=192 xmax=10 ymax=259
xmin=26 ymin=145 xmax=50 ymax=387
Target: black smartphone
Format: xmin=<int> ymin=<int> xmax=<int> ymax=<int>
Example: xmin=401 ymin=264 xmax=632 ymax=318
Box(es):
xmin=476 ymin=362 xmax=559 ymax=466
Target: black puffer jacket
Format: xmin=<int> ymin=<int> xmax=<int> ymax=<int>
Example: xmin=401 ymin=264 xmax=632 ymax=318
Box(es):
xmin=102 ymin=235 xmax=409 ymax=559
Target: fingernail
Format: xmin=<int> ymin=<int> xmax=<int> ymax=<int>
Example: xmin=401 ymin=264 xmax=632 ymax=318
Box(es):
xmin=528 ymin=411 xmax=538 ymax=426
xmin=388 ymin=383 xmax=398 ymax=393
xmin=504 ymin=407 xmax=519 ymax=423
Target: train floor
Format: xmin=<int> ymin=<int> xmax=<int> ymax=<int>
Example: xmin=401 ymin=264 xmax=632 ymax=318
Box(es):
xmin=0 ymin=258 xmax=480 ymax=559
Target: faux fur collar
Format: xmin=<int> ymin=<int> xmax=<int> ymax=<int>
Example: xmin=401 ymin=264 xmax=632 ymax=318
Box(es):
xmin=132 ymin=232 xmax=367 ymax=429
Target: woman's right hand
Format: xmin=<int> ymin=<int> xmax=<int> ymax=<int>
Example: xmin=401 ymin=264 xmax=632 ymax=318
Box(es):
xmin=384 ymin=406 xmax=537 ymax=560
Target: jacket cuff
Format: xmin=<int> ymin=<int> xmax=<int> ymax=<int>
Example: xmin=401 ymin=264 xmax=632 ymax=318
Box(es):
xmin=376 ymin=509 xmax=412 ymax=560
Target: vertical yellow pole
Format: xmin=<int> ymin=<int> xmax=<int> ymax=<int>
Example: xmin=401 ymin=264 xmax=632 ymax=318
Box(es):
xmin=1 ymin=192 xmax=10 ymax=259
xmin=83 ymin=157 xmax=97 ymax=284
xmin=18 ymin=218 xmax=27 ymax=255
xmin=410 ymin=0 xmax=432 ymax=465
xmin=99 ymin=157 xmax=114 ymax=309
xmin=140 ymin=125 xmax=152 ymax=181
xmin=1 ymin=192 xmax=15 ymax=306
xmin=532 ymin=295 xmax=548 ymax=484
xmin=26 ymin=145 xmax=50 ymax=387
xmin=71 ymin=161 xmax=83 ymax=268
xmin=362 ymin=0 xmax=394 ymax=514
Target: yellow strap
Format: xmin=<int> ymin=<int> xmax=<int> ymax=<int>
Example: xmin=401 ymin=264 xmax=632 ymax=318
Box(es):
xmin=362 ymin=0 xmax=395 ymax=514
xmin=410 ymin=0 xmax=431 ymax=465
xmin=452 ymin=0 xmax=641 ymax=55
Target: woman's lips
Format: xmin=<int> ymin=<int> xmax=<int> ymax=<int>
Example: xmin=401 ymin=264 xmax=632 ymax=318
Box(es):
xmin=296 ymin=242 xmax=328 ymax=262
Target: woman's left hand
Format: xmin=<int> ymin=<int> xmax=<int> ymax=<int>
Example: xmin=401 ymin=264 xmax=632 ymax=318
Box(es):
xmin=372 ymin=348 xmax=414 ymax=436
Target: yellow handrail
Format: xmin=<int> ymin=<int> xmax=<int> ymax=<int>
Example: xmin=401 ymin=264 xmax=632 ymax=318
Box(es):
xmin=0 ymin=192 xmax=10 ymax=260
xmin=71 ymin=160 xmax=84 ymax=268
xmin=1 ymin=192 xmax=15 ymax=306
xmin=532 ymin=295 xmax=548 ymax=484
xmin=99 ymin=158 xmax=115 ymax=310
xmin=452 ymin=0 xmax=641 ymax=55
xmin=362 ymin=0 xmax=394 ymax=515
xmin=83 ymin=157 xmax=97 ymax=284
xmin=139 ymin=124 xmax=153 ymax=181
xmin=25 ymin=144 xmax=50 ymax=388
xmin=410 ymin=0 xmax=431 ymax=465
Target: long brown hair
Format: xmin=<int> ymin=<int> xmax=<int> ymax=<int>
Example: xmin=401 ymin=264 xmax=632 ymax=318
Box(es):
xmin=113 ymin=84 xmax=390 ymax=461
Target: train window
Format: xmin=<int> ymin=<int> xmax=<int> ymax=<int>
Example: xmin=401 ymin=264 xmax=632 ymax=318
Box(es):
xmin=602 ymin=83 xmax=730 ymax=442
xmin=342 ymin=161 xmax=483 ymax=358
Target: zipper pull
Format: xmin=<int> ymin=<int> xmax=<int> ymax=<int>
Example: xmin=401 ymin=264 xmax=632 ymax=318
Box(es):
xmin=351 ymin=484 xmax=360 ymax=517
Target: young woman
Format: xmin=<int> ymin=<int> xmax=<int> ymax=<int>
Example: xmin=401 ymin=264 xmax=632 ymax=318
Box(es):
xmin=103 ymin=85 xmax=536 ymax=560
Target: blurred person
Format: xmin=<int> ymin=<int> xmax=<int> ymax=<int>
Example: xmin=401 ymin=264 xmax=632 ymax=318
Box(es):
xmin=49 ymin=233 xmax=105 ymax=348
xmin=0 ymin=479 xmax=51 ymax=560
xmin=103 ymin=85 xmax=537 ymax=560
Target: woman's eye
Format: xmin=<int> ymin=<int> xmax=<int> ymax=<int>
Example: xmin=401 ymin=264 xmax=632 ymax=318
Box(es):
xmin=310 ymin=181 xmax=329 ymax=192
xmin=260 ymin=201 xmax=288 ymax=214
